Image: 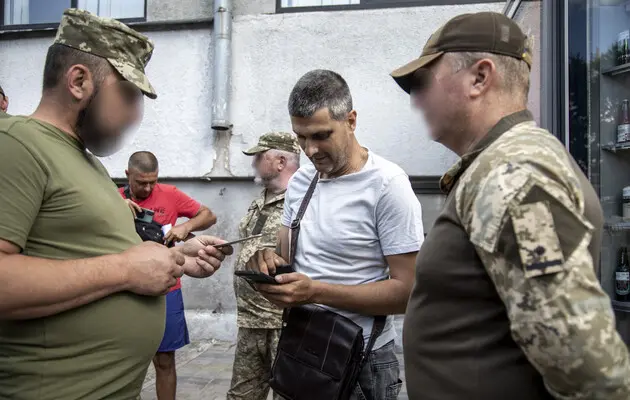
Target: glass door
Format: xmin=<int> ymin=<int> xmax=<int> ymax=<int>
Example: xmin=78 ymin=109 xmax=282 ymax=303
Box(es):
xmin=567 ymin=0 xmax=630 ymax=344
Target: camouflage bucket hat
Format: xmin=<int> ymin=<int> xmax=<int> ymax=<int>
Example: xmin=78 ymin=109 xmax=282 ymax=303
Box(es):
xmin=391 ymin=11 xmax=532 ymax=94
xmin=243 ymin=132 xmax=301 ymax=156
xmin=54 ymin=8 xmax=157 ymax=99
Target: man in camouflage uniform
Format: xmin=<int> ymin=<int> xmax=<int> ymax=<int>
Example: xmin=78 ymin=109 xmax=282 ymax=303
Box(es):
xmin=227 ymin=132 xmax=301 ymax=400
xmin=0 ymin=84 xmax=9 ymax=118
xmin=392 ymin=12 xmax=630 ymax=400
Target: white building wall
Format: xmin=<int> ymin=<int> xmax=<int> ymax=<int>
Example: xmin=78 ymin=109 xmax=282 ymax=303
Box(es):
xmin=0 ymin=1 xmax=502 ymax=342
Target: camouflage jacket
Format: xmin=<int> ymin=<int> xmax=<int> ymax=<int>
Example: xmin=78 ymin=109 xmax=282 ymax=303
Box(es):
xmin=233 ymin=189 xmax=285 ymax=329
xmin=444 ymin=110 xmax=630 ymax=399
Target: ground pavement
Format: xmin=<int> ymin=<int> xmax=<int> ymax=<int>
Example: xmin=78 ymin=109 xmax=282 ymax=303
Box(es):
xmin=141 ymin=340 xmax=408 ymax=400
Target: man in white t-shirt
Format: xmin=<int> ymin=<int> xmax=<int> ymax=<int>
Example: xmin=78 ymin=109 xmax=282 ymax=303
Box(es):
xmin=246 ymin=69 xmax=424 ymax=400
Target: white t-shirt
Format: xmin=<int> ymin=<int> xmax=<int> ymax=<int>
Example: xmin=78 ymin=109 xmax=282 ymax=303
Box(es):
xmin=282 ymin=150 xmax=425 ymax=350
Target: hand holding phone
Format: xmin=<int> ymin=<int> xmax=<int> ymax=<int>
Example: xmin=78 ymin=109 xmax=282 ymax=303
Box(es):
xmin=235 ymin=264 xmax=294 ymax=286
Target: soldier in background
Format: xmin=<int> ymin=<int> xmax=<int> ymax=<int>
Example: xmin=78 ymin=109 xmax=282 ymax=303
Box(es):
xmin=227 ymin=132 xmax=300 ymax=400
xmin=392 ymin=12 xmax=630 ymax=400
xmin=0 ymin=84 xmax=9 ymax=117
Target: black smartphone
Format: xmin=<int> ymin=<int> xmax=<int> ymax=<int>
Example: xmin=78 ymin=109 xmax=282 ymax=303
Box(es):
xmin=234 ymin=265 xmax=294 ymax=286
xmin=235 ymin=271 xmax=279 ymax=285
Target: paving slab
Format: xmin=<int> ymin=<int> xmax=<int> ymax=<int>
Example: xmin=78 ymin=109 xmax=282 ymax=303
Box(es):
xmin=141 ymin=340 xmax=408 ymax=400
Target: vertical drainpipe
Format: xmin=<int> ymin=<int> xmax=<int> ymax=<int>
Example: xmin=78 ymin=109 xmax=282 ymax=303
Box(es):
xmin=211 ymin=0 xmax=232 ymax=131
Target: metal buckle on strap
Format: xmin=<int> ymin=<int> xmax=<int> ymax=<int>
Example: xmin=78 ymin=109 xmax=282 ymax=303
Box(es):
xmin=290 ymin=219 xmax=300 ymax=229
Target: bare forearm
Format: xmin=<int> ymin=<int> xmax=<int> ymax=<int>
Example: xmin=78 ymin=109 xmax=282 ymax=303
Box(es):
xmin=183 ymin=208 xmax=216 ymax=232
xmin=311 ymin=279 xmax=411 ymax=315
xmin=0 ymin=253 xmax=128 ymax=320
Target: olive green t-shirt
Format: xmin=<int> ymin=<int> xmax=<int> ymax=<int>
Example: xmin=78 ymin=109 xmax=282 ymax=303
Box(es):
xmin=0 ymin=117 xmax=165 ymax=400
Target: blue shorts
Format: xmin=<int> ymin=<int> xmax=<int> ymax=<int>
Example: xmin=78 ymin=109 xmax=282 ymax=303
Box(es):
xmin=157 ymin=288 xmax=190 ymax=353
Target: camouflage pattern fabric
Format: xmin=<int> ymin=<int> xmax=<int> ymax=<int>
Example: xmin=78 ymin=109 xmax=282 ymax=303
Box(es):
xmin=446 ymin=117 xmax=630 ymax=399
xmin=54 ymin=8 xmax=157 ymax=99
xmin=227 ymin=328 xmax=282 ymax=400
xmin=233 ymin=189 xmax=284 ymax=329
xmin=243 ymin=132 xmax=301 ymax=155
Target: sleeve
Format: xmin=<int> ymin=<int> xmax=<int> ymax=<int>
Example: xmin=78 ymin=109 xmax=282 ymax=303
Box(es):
xmin=282 ymin=186 xmax=294 ymax=228
xmin=0 ymin=134 xmax=47 ymax=250
xmin=460 ymin=162 xmax=630 ymax=400
xmin=173 ymin=187 xmax=202 ymax=219
xmin=376 ymin=173 xmax=425 ymax=256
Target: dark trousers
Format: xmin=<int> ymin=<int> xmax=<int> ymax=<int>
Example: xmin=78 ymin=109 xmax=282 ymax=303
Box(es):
xmin=352 ymin=340 xmax=403 ymax=400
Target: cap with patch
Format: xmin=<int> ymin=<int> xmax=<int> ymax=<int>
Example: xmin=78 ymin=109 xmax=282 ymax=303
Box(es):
xmin=391 ymin=12 xmax=532 ymax=94
xmin=243 ymin=132 xmax=301 ymax=156
xmin=54 ymin=8 xmax=157 ymax=99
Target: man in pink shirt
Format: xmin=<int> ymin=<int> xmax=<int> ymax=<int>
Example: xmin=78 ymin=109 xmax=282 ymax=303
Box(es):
xmin=119 ymin=151 xmax=217 ymax=400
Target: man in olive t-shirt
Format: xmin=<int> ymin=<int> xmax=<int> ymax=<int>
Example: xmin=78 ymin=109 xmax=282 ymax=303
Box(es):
xmin=0 ymin=9 xmax=232 ymax=400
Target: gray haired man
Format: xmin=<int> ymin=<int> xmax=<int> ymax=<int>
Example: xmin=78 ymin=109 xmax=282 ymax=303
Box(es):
xmin=245 ymin=69 xmax=425 ymax=399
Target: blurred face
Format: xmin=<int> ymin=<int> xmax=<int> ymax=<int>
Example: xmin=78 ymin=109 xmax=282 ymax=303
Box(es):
xmin=70 ymin=67 xmax=144 ymax=156
xmin=409 ymin=56 xmax=472 ymax=145
xmin=0 ymin=93 xmax=8 ymax=113
xmin=126 ymin=168 xmax=158 ymax=200
xmin=252 ymin=151 xmax=280 ymax=187
xmin=291 ymin=108 xmax=356 ymax=176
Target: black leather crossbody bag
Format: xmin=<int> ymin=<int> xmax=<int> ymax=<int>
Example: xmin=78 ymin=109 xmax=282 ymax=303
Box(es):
xmin=269 ymin=174 xmax=386 ymax=400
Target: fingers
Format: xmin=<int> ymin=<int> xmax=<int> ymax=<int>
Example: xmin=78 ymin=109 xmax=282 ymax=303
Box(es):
xmin=197 ymin=235 xmax=231 ymax=247
xmin=196 ymin=258 xmax=216 ymax=276
xmin=274 ymin=272 xmax=301 ymax=284
xmin=199 ymin=246 xmax=227 ymax=262
xmin=171 ymin=249 xmax=186 ymax=267
xmin=263 ymin=250 xmax=278 ymax=275
xmin=164 ymin=231 xmax=174 ymax=246
xmin=196 ymin=249 xmax=223 ymax=270
xmin=256 ymin=250 xmax=269 ymax=275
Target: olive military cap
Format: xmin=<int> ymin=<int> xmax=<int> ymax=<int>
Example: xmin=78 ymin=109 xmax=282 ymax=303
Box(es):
xmin=54 ymin=8 xmax=157 ymax=99
xmin=391 ymin=12 xmax=532 ymax=94
xmin=243 ymin=132 xmax=301 ymax=156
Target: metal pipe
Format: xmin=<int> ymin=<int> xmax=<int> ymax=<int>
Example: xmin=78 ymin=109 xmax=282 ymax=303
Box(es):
xmin=211 ymin=0 xmax=232 ymax=131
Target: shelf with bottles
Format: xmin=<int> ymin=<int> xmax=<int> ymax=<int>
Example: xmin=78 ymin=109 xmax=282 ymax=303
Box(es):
xmin=603 ymin=63 xmax=630 ymax=77
xmin=604 ymin=29 xmax=630 ymax=77
xmin=614 ymin=247 xmax=630 ymax=310
xmin=606 ymin=217 xmax=630 ymax=232
xmin=604 ymin=99 xmax=630 ymax=154
xmin=602 ymin=142 xmax=630 ymax=152
xmin=612 ymin=299 xmax=630 ymax=313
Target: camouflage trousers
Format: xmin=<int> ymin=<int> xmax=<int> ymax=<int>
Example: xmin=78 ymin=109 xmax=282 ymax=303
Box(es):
xmin=227 ymin=327 xmax=282 ymax=400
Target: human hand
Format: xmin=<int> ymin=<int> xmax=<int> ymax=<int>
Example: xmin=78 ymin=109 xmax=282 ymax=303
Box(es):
xmin=164 ymin=224 xmax=191 ymax=245
xmin=124 ymin=199 xmax=142 ymax=218
xmin=245 ymin=248 xmax=287 ymax=275
xmin=256 ymin=273 xmax=316 ymax=308
xmin=178 ymin=235 xmax=233 ymax=278
xmin=122 ymin=241 xmax=185 ymax=296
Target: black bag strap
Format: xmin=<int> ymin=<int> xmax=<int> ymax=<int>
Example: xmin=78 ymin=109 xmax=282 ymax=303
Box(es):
xmin=287 ymin=173 xmax=387 ymax=361
xmin=289 ymin=174 xmax=319 ymax=264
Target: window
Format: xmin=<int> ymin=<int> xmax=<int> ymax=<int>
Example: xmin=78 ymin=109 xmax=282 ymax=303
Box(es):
xmin=2 ymin=0 xmax=145 ymax=27
xmin=278 ymin=0 xmax=503 ymax=12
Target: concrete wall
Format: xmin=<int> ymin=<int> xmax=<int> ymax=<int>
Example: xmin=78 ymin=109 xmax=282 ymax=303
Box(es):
xmin=0 ymin=1 xmax=504 ymax=342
